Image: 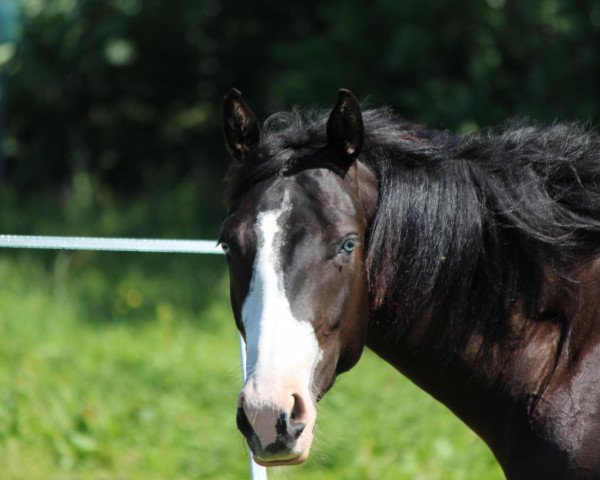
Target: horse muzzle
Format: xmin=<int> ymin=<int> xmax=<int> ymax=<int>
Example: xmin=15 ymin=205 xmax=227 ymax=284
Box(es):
xmin=237 ymin=386 xmax=315 ymax=465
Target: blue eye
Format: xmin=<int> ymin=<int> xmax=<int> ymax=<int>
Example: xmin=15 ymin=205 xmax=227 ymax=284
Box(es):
xmin=341 ymin=238 xmax=357 ymax=254
xmin=220 ymin=243 xmax=230 ymax=254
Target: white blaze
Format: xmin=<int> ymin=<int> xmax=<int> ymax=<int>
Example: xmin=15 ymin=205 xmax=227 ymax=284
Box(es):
xmin=242 ymin=206 xmax=322 ymax=401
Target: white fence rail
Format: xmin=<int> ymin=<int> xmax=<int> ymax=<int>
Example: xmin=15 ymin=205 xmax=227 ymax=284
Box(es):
xmin=0 ymin=234 xmax=222 ymax=254
xmin=0 ymin=233 xmax=267 ymax=480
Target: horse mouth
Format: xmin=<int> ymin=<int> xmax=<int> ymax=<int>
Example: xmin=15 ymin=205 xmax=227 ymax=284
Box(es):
xmin=252 ymin=449 xmax=309 ymax=467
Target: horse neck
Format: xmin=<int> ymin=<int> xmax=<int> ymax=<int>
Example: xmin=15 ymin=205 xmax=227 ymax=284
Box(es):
xmin=366 ymin=256 xmax=600 ymax=467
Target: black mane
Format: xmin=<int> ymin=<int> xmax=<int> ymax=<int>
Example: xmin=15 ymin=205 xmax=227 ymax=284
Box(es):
xmin=225 ymin=108 xmax=600 ymax=351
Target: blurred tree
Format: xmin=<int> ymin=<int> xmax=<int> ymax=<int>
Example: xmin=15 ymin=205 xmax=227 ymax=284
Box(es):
xmin=0 ymin=0 xmax=19 ymax=186
xmin=2 ymin=0 xmax=311 ymax=191
xmin=271 ymin=0 xmax=600 ymax=129
xmin=1 ymin=0 xmax=600 ymax=192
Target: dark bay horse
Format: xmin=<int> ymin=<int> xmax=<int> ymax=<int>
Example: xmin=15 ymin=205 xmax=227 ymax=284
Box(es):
xmin=219 ymin=88 xmax=600 ymax=479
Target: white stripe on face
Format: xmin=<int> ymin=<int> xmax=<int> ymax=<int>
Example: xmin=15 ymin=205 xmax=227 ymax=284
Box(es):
xmin=241 ymin=205 xmax=322 ymax=402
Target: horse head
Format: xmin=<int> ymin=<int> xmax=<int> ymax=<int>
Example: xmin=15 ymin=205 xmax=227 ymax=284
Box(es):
xmin=220 ymin=89 xmax=377 ymax=466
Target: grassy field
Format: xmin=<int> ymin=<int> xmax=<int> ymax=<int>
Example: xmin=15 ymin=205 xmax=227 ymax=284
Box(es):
xmin=0 ymin=184 xmax=504 ymax=479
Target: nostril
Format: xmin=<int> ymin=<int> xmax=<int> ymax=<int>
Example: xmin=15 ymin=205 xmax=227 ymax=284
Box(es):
xmin=289 ymin=394 xmax=308 ymax=440
xmin=290 ymin=393 xmax=308 ymax=424
xmin=293 ymin=422 xmax=306 ymax=439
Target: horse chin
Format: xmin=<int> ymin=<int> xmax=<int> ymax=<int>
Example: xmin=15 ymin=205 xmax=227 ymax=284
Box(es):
xmin=253 ymin=447 xmax=311 ymax=467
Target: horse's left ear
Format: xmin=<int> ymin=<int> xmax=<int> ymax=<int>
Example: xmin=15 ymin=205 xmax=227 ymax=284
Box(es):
xmin=327 ymin=89 xmax=364 ymax=170
xmin=223 ymin=88 xmax=261 ymax=162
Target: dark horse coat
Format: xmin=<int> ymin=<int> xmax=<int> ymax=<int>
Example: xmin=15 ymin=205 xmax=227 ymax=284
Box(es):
xmin=222 ymin=89 xmax=600 ymax=479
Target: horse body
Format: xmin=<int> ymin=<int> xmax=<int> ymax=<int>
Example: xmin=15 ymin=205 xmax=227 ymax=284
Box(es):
xmin=221 ymin=88 xmax=600 ymax=478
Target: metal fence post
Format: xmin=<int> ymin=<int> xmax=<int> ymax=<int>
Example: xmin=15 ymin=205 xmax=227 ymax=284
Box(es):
xmin=239 ymin=335 xmax=269 ymax=480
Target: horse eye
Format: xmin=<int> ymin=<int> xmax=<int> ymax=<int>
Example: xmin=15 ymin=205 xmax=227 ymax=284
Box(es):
xmin=220 ymin=243 xmax=230 ymax=254
xmin=341 ymin=238 xmax=356 ymax=254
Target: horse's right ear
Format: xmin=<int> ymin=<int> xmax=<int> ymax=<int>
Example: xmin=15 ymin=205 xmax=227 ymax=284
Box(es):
xmin=223 ymin=88 xmax=261 ymax=162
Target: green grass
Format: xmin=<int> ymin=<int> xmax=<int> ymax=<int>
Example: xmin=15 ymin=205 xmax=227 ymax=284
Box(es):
xmin=0 ymin=186 xmax=504 ymax=479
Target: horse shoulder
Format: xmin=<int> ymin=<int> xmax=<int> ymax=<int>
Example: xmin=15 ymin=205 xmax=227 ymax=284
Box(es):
xmin=524 ymin=258 xmax=600 ymax=477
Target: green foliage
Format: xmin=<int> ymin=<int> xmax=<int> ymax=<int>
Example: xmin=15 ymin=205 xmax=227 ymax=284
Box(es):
xmin=2 ymin=0 xmax=600 ymax=190
xmin=1 ymin=0 xmax=317 ymax=190
xmin=270 ymin=0 xmax=600 ymax=130
xmin=0 ymin=192 xmax=503 ymax=479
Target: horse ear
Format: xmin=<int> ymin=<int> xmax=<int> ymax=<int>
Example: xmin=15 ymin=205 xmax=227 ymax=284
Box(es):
xmin=327 ymin=89 xmax=364 ymax=170
xmin=223 ymin=88 xmax=261 ymax=162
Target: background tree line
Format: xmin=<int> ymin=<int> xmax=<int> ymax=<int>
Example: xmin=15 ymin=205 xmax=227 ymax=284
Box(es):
xmin=1 ymin=0 xmax=600 ymax=194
